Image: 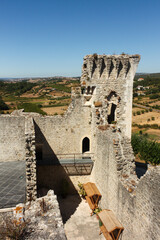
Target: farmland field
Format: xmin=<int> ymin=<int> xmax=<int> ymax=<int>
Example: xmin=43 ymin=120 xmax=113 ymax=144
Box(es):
xmin=132 ymin=73 xmax=160 ymax=163
xmin=0 ymin=77 xmax=80 ymax=115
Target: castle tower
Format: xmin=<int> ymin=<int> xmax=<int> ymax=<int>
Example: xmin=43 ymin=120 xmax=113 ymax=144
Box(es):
xmin=80 ymin=54 xmax=140 ymax=138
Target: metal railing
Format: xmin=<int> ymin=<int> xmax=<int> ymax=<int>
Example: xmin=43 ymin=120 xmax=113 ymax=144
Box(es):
xmin=37 ymin=153 xmax=94 ymax=166
xmin=56 ymin=152 xmax=94 ymax=165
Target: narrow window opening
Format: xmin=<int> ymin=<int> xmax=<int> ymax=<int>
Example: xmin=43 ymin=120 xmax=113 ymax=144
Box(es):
xmin=108 ymin=103 xmax=117 ymax=124
xmin=87 ymin=86 xmax=90 ymax=94
xmin=81 ymin=87 xmax=85 ymax=94
xmin=91 ymin=86 xmax=96 ymax=94
xmin=82 ymin=137 xmax=90 ymax=153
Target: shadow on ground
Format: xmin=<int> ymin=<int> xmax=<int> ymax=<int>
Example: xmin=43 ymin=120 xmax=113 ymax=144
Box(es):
xmin=57 ymin=194 xmax=81 ymax=223
xmin=37 ymin=188 xmax=81 ymax=224
xmin=35 ymin=121 xmax=82 ymax=223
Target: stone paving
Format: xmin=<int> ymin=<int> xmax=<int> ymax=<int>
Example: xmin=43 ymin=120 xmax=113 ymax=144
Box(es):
xmin=0 ymin=161 xmax=26 ymax=208
xmin=58 ymin=195 xmax=105 ymax=240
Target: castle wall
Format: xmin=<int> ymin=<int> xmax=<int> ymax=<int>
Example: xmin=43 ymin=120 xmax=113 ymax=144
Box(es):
xmin=91 ymin=130 xmax=160 ymax=240
xmin=33 ymin=98 xmax=93 ymax=160
xmin=0 ymin=116 xmax=26 ymax=162
xmin=33 ymin=98 xmax=93 ymax=196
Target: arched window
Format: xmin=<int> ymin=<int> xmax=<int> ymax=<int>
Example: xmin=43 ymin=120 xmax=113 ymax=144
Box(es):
xmin=82 ymin=137 xmax=90 ymax=153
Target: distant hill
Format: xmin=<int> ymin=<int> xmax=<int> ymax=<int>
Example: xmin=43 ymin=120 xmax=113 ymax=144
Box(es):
xmin=135 ymin=73 xmax=160 ymax=79
xmin=0 ymin=76 xmax=80 ymax=82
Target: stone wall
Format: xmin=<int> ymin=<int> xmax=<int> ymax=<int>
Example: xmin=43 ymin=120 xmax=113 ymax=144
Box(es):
xmin=24 ymin=190 xmax=66 ymax=239
xmin=37 ymin=165 xmax=77 ymax=196
xmin=33 ymin=96 xmax=93 ymax=196
xmin=91 ymin=129 xmax=160 ymax=240
xmin=34 ymin=97 xmax=93 ymax=160
xmin=134 ymin=166 xmax=160 ymax=240
xmin=25 ymin=116 xmax=37 ymax=201
xmin=37 ymin=165 xmax=91 ymax=196
xmin=0 ymin=115 xmax=26 ymax=162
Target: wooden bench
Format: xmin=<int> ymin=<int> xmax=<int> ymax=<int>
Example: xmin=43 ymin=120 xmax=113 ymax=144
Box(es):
xmin=98 ymin=209 xmax=124 ymax=240
xmin=83 ymin=182 xmax=101 ymax=215
xmin=100 ymin=225 xmax=112 ymax=240
xmin=85 ymin=196 xmax=95 ymax=211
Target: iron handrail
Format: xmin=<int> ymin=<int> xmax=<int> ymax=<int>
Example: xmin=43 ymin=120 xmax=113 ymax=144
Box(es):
xmin=56 ymin=153 xmax=94 ymax=165
xmin=56 ymin=153 xmax=94 ymax=157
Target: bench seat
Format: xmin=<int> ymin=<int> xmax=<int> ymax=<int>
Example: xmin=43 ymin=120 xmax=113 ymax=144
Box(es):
xmin=85 ymin=196 xmax=95 ymax=210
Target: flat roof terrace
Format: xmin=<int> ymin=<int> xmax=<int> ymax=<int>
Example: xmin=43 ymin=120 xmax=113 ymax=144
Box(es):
xmin=0 ymin=161 xmax=26 ymax=209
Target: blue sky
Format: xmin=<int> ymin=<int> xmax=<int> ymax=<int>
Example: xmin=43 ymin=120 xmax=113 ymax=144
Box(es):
xmin=0 ymin=0 xmax=160 ymax=77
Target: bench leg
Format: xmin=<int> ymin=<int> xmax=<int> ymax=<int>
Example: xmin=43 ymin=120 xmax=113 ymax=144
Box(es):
xmin=90 ymin=209 xmax=94 ymax=216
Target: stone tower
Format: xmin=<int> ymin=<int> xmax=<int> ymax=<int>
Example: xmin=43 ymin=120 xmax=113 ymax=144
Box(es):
xmin=80 ymin=54 xmax=140 ymax=138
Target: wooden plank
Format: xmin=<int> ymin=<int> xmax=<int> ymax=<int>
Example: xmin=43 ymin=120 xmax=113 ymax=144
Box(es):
xmin=107 ymin=210 xmax=123 ymax=230
xmin=83 ymin=182 xmax=101 ymax=197
xmin=85 ymin=196 xmax=95 ymax=210
xmin=91 ymin=183 xmax=101 ymax=196
xmin=98 ymin=210 xmax=124 ymax=233
xmin=83 ymin=183 xmax=93 ymax=197
xmin=100 ymin=225 xmax=112 ymax=240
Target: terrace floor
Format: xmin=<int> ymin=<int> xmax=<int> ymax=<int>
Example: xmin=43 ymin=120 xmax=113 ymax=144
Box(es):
xmin=58 ymin=195 xmax=105 ymax=240
xmin=0 ymin=161 xmax=26 ymax=209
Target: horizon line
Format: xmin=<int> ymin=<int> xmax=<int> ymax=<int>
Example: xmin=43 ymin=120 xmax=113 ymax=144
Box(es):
xmin=0 ymin=72 xmax=160 ymax=79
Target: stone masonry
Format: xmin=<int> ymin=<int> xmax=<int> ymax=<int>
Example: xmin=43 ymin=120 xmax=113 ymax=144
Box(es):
xmin=0 ymin=190 xmax=66 ymax=240
xmin=0 ymin=54 xmax=160 ymax=239
xmin=25 ymin=116 xmax=37 ymax=201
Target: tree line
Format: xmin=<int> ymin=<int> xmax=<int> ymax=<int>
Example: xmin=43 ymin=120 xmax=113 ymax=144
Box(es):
xmin=0 ymin=96 xmax=9 ymax=110
xmin=131 ymin=133 xmax=160 ymax=165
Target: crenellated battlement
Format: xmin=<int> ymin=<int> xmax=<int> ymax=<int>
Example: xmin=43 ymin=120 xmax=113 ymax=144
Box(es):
xmin=81 ymin=54 xmax=140 ymax=84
